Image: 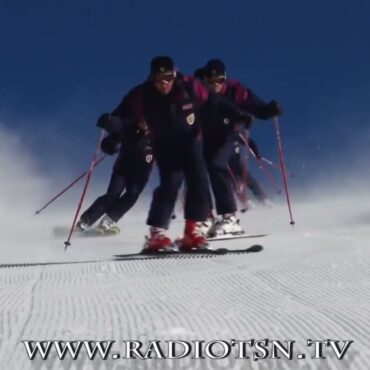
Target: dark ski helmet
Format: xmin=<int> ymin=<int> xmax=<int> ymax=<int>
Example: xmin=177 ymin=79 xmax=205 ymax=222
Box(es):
xmin=204 ymin=59 xmax=226 ymax=78
xmin=150 ymin=56 xmax=175 ymax=75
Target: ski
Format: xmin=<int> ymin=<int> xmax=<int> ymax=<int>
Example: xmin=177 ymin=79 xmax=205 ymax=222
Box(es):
xmin=207 ymin=233 xmax=267 ymax=242
xmin=54 ymin=226 xmax=266 ymax=241
xmin=113 ymin=244 xmax=263 ymax=261
xmin=0 ymin=245 xmax=263 ymax=269
xmin=53 ymin=226 xmax=119 ymax=238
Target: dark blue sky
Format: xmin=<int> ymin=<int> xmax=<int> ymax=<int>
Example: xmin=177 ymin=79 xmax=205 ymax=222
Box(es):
xmin=1 ymin=0 xmax=370 ymax=186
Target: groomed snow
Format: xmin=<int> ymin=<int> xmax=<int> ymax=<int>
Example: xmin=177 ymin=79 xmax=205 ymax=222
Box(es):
xmin=1 ymin=129 xmax=370 ymax=369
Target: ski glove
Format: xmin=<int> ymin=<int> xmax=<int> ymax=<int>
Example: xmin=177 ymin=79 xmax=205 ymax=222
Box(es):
xmin=100 ymin=135 xmax=120 ymax=155
xmin=267 ymin=100 xmax=283 ymax=117
xmin=97 ymin=113 xmax=123 ymax=135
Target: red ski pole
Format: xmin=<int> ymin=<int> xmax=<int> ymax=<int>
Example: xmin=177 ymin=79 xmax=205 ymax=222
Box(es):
xmin=64 ymin=130 xmax=105 ymax=250
xmin=34 ymin=155 xmax=106 ymax=215
xmin=273 ymin=117 xmax=295 ymax=226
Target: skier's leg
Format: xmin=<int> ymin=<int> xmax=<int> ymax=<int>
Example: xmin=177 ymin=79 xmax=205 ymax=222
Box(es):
xmin=78 ymin=171 xmax=125 ymax=228
xmin=207 ymin=138 xmax=244 ymax=236
xmin=146 ymin=145 xmax=183 ymax=231
xmin=106 ymin=164 xmax=153 ymax=222
xmin=178 ymin=140 xmax=210 ymax=250
xmin=207 ymin=139 xmax=237 ymax=215
xmin=182 ymin=140 xmax=209 ymax=222
xmin=144 ymin=161 xmax=183 ymax=251
xmin=146 ymin=168 xmax=183 ymax=229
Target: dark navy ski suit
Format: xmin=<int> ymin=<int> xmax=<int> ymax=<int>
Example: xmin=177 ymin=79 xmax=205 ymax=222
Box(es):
xmin=200 ymin=79 xmax=278 ymax=215
xmin=112 ymin=75 xmax=247 ymax=228
xmin=80 ymin=124 xmax=153 ymax=226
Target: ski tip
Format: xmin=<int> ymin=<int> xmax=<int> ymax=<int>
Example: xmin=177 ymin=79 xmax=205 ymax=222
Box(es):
xmin=247 ymin=244 xmax=263 ymax=253
xmin=214 ymin=248 xmax=229 ymax=254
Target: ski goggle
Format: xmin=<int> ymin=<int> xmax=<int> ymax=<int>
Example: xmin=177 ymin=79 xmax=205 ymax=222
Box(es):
xmin=206 ymin=76 xmax=226 ymax=85
xmin=153 ymin=72 xmax=176 ymax=83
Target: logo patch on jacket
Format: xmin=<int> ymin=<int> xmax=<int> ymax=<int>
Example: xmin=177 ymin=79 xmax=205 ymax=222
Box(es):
xmin=182 ymin=103 xmax=193 ymax=110
xmin=186 ymin=113 xmax=195 ymax=125
xmin=224 ymin=118 xmax=230 ymax=125
xmin=146 ymin=154 xmax=153 ymax=163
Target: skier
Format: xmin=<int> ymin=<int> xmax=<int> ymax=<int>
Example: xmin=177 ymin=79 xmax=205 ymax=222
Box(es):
xmin=194 ymin=59 xmax=282 ymax=236
xmin=100 ymin=56 xmax=250 ymax=252
xmin=228 ymin=135 xmax=271 ymax=211
xmin=76 ymin=118 xmax=154 ymax=234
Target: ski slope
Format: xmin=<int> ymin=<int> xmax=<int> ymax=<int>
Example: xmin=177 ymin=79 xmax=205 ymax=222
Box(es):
xmin=1 ymin=130 xmax=370 ymax=369
xmin=1 ymin=195 xmax=370 ymax=369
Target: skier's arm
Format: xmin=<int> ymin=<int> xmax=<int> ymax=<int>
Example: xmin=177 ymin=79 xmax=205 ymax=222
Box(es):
xmin=235 ymin=84 xmax=282 ymax=120
xmin=97 ymin=86 xmax=145 ymax=136
xmin=192 ymin=78 xmax=252 ymax=123
xmin=212 ymin=92 xmax=252 ymax=123
xmin=97 ymin=113 xmax=123 ymax=135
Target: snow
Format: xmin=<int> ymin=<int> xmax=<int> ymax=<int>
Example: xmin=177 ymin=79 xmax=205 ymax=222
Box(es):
xmin=1 ymin=129 xmax=370 ymax=369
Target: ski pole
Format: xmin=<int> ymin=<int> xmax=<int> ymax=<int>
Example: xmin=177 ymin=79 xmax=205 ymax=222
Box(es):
xmin=34 ymin=155 xmax=106 ymax=215
xmin=273 ymin=117 xmax=295 ymax=226
xmin=261 ymin=157 xmax=275 ymax=167
xmin=64 ymin=130 xmax=105 ymax=249
xmin=249 ymin=148 xmax=282 ymax=194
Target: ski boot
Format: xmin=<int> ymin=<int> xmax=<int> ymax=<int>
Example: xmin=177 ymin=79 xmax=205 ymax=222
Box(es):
xmin=199 ymin=210 xmax=217 ymax=237
xmin=199 ymin=217 xmax=215 ymax=236
xmin=75 ymin=219 xmax=90 ymax=232
xmin=208 ymin=214 xmax=244 ymax=237
xmin=95 ymin=215 xmax=120 ymax=235
xmin=177 ymin=220 xmax=209 ymax=252
xmin=142 ymin=227 xmax=175 ymax=253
